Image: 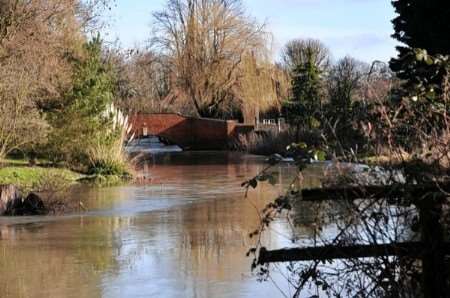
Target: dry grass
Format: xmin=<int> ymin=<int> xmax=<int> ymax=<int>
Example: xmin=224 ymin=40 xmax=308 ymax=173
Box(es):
xmin=230 ymin=129 xmax=297 ymax=156
xmin=86 ymin=103 xmax=133 ymax=177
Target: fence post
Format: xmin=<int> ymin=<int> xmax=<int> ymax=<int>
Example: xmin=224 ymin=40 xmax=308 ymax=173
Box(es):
xmin=418 ymin=196 xmax=446 ymax=298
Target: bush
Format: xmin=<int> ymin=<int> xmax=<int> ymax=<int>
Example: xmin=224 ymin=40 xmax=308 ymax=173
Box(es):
xmin=87 ymin=159 xmax=130 ymax=177
xmin=78 ymin=174 xmax=128 ymax=187
xmin=46 ymin=36 xmax=131 ymax=175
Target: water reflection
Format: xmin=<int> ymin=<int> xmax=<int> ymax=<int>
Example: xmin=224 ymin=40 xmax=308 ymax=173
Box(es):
xmin=0 ymin=152 xmax=324 ymax=298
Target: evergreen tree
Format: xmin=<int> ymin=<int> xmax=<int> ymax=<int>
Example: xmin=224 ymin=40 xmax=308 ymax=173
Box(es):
xmin=284 ymin=57 xmax=323 ymax=130
xmin=389 ymin=0 xmax=450 ymax=150
xmin=68 ymin=36 xmax=115 ymax=118
xmin=282 ymin=39 xmax=329 ymax=133
xmin=49 ymin=35 xmax=117 ymax=166
xmin=390 ymin=0 xmax=450 ymax=79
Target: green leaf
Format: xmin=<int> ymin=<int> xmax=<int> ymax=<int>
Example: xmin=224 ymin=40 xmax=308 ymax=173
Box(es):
xmin=414 ymin=49 xmax=427 ymax=62
xmin=313 ymin=150 xmax=326 ymax=161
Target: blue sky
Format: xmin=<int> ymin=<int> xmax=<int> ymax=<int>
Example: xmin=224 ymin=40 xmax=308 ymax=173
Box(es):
xmin=104 ymin=0 xmax=399 ymax=63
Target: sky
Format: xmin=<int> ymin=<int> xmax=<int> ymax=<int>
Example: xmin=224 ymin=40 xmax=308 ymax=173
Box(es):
xmin=103 ymin=0 xmax=399 ymax=63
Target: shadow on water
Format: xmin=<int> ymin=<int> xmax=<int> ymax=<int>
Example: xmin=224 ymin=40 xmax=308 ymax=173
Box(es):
xmin=0 ymin=152 xmax=329 ymax=298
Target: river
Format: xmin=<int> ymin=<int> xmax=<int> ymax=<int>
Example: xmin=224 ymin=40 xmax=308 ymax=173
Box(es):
xmin=0 ymin=152 xmax=324 ymax=298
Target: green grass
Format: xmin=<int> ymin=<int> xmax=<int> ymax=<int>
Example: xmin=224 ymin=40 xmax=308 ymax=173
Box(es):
xmin=0 ymin=166 xmax=81 ymax=193
xmin=0 ymin=157 xmax=133 ymax=193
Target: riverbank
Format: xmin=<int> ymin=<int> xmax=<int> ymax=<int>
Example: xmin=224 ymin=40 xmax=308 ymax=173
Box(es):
xmin=0 ymin=157 xmax=134 ymax=187
xmin=0 ymin=158 xmax=133 ymax=215
xmin=0 ymin=162 xmax=80 ymax=192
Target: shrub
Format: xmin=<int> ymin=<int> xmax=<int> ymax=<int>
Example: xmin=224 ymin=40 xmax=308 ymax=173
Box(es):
xmin=46 ymin=36 xmax=128 ymax=174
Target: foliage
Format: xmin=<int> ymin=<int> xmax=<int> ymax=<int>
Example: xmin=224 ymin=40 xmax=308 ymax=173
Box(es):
xmin=278 ymin=44 xmax=385 ymax=158
xmin=78 ymin=173 xmax=129 ymax=187
xmin=282 ymin=39 xmax=329 ymax=131
xmin=390 ymin=0 xmax=450 ymax=82
xmin=327 ymin=57 xmax=365 ymax=117
xmin=284 ymin=61 xmax=322 ymax=129
xmin=110 ymin=0 xmax=290 ymax=122
xmin=48 ymin=36 xmax=123 ymax=173
xmin=371 ymin=50 xmax=450 ymax=165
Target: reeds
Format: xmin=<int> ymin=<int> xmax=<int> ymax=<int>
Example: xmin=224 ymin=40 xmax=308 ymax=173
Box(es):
xmin=86 ymin=103 xmax=133 ymax=177
xmin=231 ymin=129 xmax=297 ymax=156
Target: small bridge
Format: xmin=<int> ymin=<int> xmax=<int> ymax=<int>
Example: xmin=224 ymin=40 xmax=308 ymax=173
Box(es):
xmin=129 ymin=113 xmax=254 ymax=150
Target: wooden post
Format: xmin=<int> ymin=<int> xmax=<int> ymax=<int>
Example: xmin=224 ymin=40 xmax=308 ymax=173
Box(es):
xmin=0 ymin=184 xmax=21 ymax=215
xmin=418 ymin=196 xmax=447 ymax=298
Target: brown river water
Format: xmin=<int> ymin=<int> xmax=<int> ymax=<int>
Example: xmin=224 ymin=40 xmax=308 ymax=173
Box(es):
xmin=0 ymin=152 xmax=324 ymax=298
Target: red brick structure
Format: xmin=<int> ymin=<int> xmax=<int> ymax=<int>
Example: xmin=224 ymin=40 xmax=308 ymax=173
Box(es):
xmin=129 ymin=114 xmax=254 ymax=150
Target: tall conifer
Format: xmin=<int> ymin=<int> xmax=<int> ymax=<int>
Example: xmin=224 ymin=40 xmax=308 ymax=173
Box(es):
xmin=390 ymin=0 xmax=450 ymax=79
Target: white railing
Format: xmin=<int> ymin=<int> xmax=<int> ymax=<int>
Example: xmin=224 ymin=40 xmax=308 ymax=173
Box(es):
xmin=256 ymin=118 xmax=287 ymax=132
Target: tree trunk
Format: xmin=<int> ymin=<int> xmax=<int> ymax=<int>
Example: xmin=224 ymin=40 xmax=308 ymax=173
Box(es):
xmin=0 ymin=184 xmax=21 ymax=215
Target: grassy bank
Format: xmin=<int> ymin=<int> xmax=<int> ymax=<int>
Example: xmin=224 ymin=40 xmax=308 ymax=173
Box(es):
xmin=0 ymin=165 xmax=81 ymax=193
xmin=0 ymin=158 xmax=133 ymax=215
xmin=0 ymin=157 xmax=133 ymax=192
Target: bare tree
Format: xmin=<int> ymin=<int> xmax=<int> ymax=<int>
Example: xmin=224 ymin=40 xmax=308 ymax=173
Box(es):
xmin=327 ymin=56 xmax=367 ymax=110
xmin=282 ymin=38 xmax=331 ymax=73
xmin=113 ymin=48 xmax=173 ymax=114
xmin=0 ymin=0 xmax=111 ymax=160
xmin=0 ymin=63 xmax=49 ymax=159
xmin=152 ymin=0 xmax=266 ymax=118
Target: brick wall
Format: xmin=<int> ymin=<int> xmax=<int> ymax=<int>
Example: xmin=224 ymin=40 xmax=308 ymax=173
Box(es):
xmin=129 ymin=114 xmax=254 ymax=150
